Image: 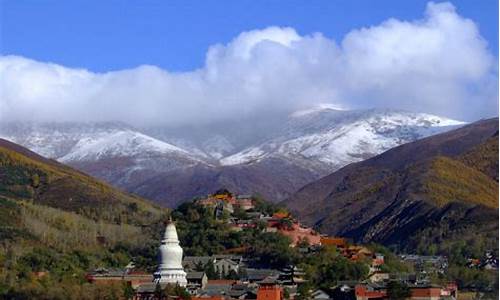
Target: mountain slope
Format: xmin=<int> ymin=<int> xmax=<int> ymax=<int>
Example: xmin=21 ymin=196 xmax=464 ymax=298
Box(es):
xmin=220 ymin=108 xmax=464 ymax=170
xmin=130 ymin=157 xmax=320 ymax=207
xmin=0 ymin=108 xmax=465 ymax=207
xmin=0 ymin=138 xmax=164 ymax=223
xmin=0 ymin=122 xmax=209 ymax=194
xmin=0 ymin=139 xmax=167 ymax=298
xmin=284 ymin=118 xmax=498 ymax=250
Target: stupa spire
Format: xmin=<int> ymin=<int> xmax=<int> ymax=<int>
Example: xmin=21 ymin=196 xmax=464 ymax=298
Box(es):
xmin=153 ymin=220 xmax=187 ymax=286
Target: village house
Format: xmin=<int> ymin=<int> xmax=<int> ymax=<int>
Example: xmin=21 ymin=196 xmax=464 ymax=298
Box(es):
xmin=311 ymin=289 xmax=334 ymax=300
xmin=187 ymin=272 xmax=208 ymax=294
xmin=342 ymin=246 xmax=373 ymax=262
xmin=354 ymin=282 xmax=458 ymax=300
xmin=372 ymin=253 xmax=385 ymax=266
xmin=201 ymin=280 xmax=239 ymax=297
xmin=256 ymin=279 xmax=283 ymax=300
xmin=230 ymin=219 xmax=257 ymax=231
xmin=320 ymin=236 xmax=347 ymax=248
xmin=279 ymin=265 xmax=306 ymax=285
xmin=195 ymin=190 xmax=240 ymax=216
xmin=354 ymin=283 xmax=387 ymax=300
xmin=183 ymin=255 xmax=244 ymax=277
xmin=227 ymin=283 xmax=258 ymax=299
xmin=368 ymin=271 xmax=390 ymax=283
xmin=400 ymin=255 xmax=448 ymax=274
xmin=213 ymin=255 xmax=243 ymax=277
xmin=85 ymin=267 xmax=153 ymax=288
xmin=183 ymin=256 xmax=216 ymax=271
xmin=467 ymin=251 xmax=498 ymax=270
xmin=331 ymin=283 xmax=357 ymax=300
xmin=234 ymin=195 xmax=255 ymax=211
xmin=241 ymin=269 xmax=281 ymax=283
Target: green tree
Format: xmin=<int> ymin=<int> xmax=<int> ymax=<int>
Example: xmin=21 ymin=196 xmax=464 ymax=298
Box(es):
xmin=204 ymin=261 xmax=217 ymax=279
xmin=123 ymin=282 xmax=135 ymax=300
xmin=233 ymin=207 xmax=248 ymax=220
xmin=387 ymin=281 xmax=411 ymax=300
xmin=226 ymin=269 xmax=239 ymax=280
xmin=249 ymin=233 xmax=297 ymax=268
xmin=296 ymin=282 xmax=313 ymax=300
xmin=154 ymin=283 xmax=164 ymax=299
xmin=283 ymin=288 xmax=290 ymax=299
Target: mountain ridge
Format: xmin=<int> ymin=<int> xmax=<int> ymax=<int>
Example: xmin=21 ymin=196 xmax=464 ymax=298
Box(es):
xmin=283 ymin=118 xmax=498 ymax=250
xmin=0 ymin=138 xmax=168 ymax=298
xmin=0 ymin=108 xmax=466 ymax=207
xmin=0 ymin=137 xmax=164 ymax=223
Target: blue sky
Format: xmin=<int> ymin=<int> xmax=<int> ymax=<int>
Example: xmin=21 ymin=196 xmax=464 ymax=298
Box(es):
xmin=1 ymin=0 xmax=498 ymax=72
xmin=0 ymin=1 xmax=498 ymax=125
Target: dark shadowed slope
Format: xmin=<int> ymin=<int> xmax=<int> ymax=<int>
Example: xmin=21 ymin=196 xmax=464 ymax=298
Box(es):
xmin=284 ymin=118 xmax=498 ymax=250
xmin=130 ymin=157 xmax=320 ymax=207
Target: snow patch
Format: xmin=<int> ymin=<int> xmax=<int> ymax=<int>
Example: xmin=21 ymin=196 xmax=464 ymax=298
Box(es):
xmin=290 ymin=103 xmax=348 ymax=118
xmin=220 ymin=109 xmax=466 ymax=167
xmin=59 ymin=130 xmax=191 ymax=162
xmin=220 ymin=147 xmax=267 ymax=165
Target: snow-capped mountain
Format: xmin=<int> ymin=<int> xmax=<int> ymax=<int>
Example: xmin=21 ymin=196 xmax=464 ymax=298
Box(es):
xmin=0 ymin=122 xmax=208 ymax=188
xmin=0 ymin=107 xmax=466 ymax=206
xmin=220 ymin=108 xmax=465 ymax=171
xmin=58 ymin=129 xmax=194 ymax=163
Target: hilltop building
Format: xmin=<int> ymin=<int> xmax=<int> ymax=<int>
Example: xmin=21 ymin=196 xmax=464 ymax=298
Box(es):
xmin=195 ymin=190 xmax=255 ymax=217
xmin=153 ymin=219 xmax=187 ymax=286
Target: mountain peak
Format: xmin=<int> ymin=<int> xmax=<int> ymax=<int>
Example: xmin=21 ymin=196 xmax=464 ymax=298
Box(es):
xmin=221 ymin=108 xmax=466 ymax=170
xmin=0 ymin=109 xmax=470 ymax=207
xmin=290 ymin=103 xmax=348 ymax=118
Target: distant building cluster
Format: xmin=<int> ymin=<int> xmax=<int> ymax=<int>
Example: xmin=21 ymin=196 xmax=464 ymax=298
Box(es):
xmin=465 ymin=251 xmax=498 ymax=270
xmin=85 ymin=191 xmax=468 ymax=300
xmin=196 ymin=191 xmax=341 ymax=248
xmin=86 ymin=220 xmax=289 ymax=300
xmin=354 ymin=281 xmax=458 ymax=300
xmin=399 ymin=255 xmax=448 ymax=275
xmin=195 ymin=190 xmax=255 ymax=216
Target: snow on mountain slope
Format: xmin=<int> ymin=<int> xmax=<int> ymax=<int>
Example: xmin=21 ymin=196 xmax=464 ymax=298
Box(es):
xmin=59 ymin=130 xmax=193 ymax=162
xmin=0 ymin=109 xmax=465 ymax=176
xmin=204 ymin=135 xmax=236 ymax=159
xmin=0 ymin=121 xmax=207 ymax=173
xmin=0 ymin=122 xmax=123 ymax=159
xmin=220 ymin=146 xmax=268 ymax=165
xmin=220 ymin=108 xmax=466 ymax=171
xmin=0 ymin=122 xmax=199 ymax=159
xmin=0 ymin=108 xmax=467 ymax=206
xmin=0 ymin=121 xmax=211 ymax=194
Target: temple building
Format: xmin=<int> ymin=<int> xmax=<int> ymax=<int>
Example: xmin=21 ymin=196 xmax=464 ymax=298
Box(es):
xmin=153 ymin=219 xmax=187 ymax=287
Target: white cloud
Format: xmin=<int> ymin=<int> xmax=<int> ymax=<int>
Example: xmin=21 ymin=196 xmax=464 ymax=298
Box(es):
xmin=0 ymin=2 xmax=497 ymax=126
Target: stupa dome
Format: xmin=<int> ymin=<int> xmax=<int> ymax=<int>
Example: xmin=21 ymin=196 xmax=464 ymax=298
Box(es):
xmin=153 ymin=220 xmax=187 ymax=286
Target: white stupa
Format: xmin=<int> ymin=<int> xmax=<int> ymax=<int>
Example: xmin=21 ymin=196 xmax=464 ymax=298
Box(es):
xmin=153 ymin=219 xmax=187 ymax=286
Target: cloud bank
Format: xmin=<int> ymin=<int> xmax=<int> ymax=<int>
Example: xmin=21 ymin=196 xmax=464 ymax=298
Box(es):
xmin=0 ymin=2 xmax=497 ymax=126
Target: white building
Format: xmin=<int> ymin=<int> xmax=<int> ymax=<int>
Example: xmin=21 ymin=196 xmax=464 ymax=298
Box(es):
xmin=153 ymin=220 xmax=187 ymax=286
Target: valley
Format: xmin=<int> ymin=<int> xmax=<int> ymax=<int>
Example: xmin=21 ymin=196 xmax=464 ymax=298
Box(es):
xmin=0 ymin=119 xmax=497 ymax=298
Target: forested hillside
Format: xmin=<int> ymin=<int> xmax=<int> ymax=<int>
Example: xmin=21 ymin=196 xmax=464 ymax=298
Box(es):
xmin=0 ymin=139 xmax=168 ymax=298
